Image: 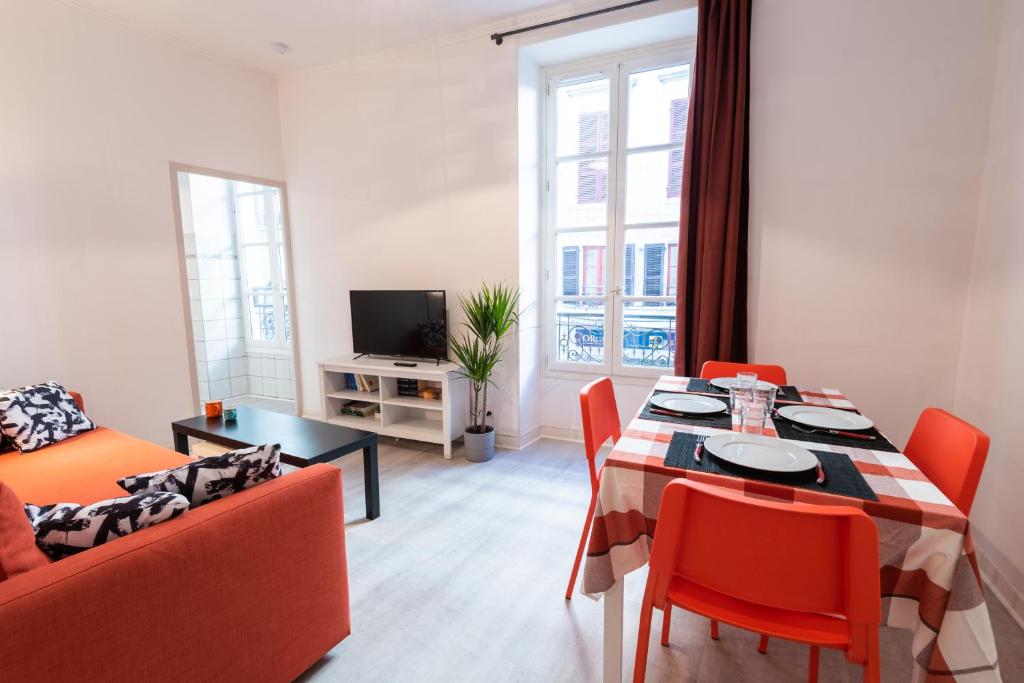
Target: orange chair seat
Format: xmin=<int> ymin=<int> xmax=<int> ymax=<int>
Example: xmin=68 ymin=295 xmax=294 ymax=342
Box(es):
xmin=666 ymin=576 xmax=851 ymax=648
xmin=0 ymin=428 xmax=190 ymax=505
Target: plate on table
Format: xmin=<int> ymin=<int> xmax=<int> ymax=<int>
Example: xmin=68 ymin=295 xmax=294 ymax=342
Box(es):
xmin=704 ymin=433 xmax=818 ymax=473
xmin=709 ymin=377 xmax=779 ymax=393
xmin=776 ymin=405 xmax=874 ymax=431
xmin=649 ymin=393 xmax=727 ymax=415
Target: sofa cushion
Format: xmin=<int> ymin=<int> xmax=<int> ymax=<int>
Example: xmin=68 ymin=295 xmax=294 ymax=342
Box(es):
xmin=0 ymin=482 xmax=51 ymax=580
xmin=0 ymin=382 xmax=95 ymax=453
xmin=0 ymin=428 xmax=192 ymax=506
xmin=118 ymin=444 xmax=281 ymax=508
xmin=25 ymin=492 xmax=189 ymax=560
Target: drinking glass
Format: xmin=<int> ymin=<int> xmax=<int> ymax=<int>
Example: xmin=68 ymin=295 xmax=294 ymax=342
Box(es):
xmin=741 ymin=401 xmax=768 ymax=434
xmin=735 ymin=371 xmax=758 ymax=390
xmin=751 ymin=385 xmax=776 ymax=418
xmin=728 ymin=386 xmax=750 ymax=417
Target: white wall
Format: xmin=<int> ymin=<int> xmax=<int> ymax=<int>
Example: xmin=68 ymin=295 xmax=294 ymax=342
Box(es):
xmin=748 ymin=0 xmax=1001 ymax=445
xmin=0 ymin=0 xmax=284 ymax=445
xmin=954 ymin=0 xmax=1024 ymax=617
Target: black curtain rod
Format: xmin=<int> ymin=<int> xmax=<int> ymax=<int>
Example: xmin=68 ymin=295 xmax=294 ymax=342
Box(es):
xmin=490 ymin=0 xmax=662 ymax=45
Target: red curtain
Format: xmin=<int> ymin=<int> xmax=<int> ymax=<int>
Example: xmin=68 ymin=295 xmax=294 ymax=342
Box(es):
xmin=673 ymin=0 xmax=751 ymax=377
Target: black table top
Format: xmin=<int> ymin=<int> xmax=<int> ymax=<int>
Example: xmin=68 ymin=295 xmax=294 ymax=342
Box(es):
xmin=172 ymin=406 xmax=376 ymax=464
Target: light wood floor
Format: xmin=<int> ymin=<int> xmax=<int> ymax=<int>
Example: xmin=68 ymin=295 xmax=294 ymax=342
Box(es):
xmin=286 ymin=438 xmax=1023 ymax=682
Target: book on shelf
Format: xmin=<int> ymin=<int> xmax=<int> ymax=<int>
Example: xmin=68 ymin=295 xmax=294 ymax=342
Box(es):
xmin=339 ymin=400 xmax=379 ymax=418
xmin=341 ymin=373 xmax=379 ymax=393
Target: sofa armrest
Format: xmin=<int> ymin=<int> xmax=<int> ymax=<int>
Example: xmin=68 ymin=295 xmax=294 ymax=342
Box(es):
xmin=0 ymin=465 xmax=349 ymax=682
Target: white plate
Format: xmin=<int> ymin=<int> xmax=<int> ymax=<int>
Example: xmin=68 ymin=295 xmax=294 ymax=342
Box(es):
xmin=704 ymin=433 xmax=818 ymax=473
xmin=776 ymin=405 xmax=874 ymax=431
xmin=649 ymin=393 xmax=727 ymax=415
xmin=709 ymin=377 xmax=779 ymax=393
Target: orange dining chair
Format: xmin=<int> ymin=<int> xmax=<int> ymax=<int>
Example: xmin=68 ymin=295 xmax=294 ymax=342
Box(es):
xmin=634 ymin=479 xmax=880 ymax=683
xmin=904 ymin=408 xmax=989 ymax=516
xmin=565 ymin=377 xmax=621 ymax=600
xmin=700 ymin=360 xmax=788 ymax=386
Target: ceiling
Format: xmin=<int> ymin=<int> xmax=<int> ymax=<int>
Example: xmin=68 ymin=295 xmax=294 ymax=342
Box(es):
xmin=70 ymin=0 xmax=568 ymax=75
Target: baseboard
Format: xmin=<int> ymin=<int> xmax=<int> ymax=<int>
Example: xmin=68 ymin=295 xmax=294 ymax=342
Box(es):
xmin=538 ymin=425 xmax=585 ymax=443
xmin=494 ymin=426 xmax=543 ymax=451
xmin=975 ymin=544 xmax=1024 ymax=631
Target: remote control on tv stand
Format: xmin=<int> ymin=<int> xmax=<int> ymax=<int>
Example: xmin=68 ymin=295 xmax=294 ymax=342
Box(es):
xmin=394 ymin=361 xmax=418 ymax=367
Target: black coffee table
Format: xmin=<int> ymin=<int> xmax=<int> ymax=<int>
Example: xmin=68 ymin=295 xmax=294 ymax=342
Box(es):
xmin=171 ymin=406 xmax=379 ymax=519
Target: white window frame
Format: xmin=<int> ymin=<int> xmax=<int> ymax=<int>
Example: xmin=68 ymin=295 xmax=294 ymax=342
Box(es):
xmin=542 ymin=41 xmax=694 ymax=381
xmin=233 ymin=184 xmax=291 ymax=353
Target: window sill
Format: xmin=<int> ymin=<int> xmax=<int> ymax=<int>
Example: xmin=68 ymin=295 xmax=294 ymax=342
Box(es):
xmin=543 ymin=367 xmax=670 ymax=387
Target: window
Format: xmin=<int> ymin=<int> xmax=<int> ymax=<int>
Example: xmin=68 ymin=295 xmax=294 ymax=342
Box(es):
xmin=545 ymin=45 xmax=690 ymax=375
xmin=234 ymin=182 xmax=291 ymax=349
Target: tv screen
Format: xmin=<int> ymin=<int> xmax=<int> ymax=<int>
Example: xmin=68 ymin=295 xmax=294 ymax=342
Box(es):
xmin=350 ymin=290 xmax=448 ymax=360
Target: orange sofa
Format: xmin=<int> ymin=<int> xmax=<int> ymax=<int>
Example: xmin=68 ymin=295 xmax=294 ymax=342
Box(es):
xmin=0 ymin=393 xmax=350 ymax=682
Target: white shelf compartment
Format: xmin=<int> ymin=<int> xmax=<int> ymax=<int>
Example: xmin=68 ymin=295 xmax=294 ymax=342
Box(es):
xmin=328 ymin=414 xmax=381 ymax=431
xmin=382 ymin=395 xmax=443 ymax=411
xmin=383 ymin=417 xmax=446 ymax=443
xmin=326 ymin=389 xmax=380 ymax=403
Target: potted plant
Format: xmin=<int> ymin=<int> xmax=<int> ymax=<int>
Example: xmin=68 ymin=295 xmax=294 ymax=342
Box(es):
xmin=449 ymin=283 xmax=519 ymax=462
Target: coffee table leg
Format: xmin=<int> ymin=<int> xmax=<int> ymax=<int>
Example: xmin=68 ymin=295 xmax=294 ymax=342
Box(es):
xmin=362 ymin=442 xmax=380 ymax=520
xmin=173 ymin=430 xmax=189 ymax=456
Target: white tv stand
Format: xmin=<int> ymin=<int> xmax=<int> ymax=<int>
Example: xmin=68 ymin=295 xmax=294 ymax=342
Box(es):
xmin=317 ymin=354 xmax=468 ymax=458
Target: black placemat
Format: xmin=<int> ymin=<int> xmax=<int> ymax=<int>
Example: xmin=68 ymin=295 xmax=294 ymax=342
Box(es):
xmin=687 ymin=378 xmax=803 ymax=404
xmin=664 ymin=432 xmax=878 ymax=501
xmin=641 ymin=396 xmax=733 ymax=430
xmin=686 ymin=378 xmax=727 ymax=395
xmin=771 ymin=413 xmax=899 ymax=453
xmin=776 ymin=385 xmax=803 ymax=403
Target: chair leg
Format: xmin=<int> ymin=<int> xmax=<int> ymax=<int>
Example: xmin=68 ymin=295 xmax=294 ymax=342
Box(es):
xmin=808 ymin=645 xmax=819 ymax=683
xmin=863 ymin=628 xmax=880 ymax=683
xmin=710 ymin=619 xmax=719 ymax=640
xmin=633 ymin=580 xmax=657 ymax=683
xmin=660 ymin=603 xmax=672 ymax=646
xmin=758 ymin=634 xmax=769 ymax=654
xmin=565 ymin=492 xmax=599 ymax=600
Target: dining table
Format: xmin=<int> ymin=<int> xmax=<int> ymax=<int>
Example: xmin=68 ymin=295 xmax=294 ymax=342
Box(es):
xmin=581 ymin=375 xmax=1000 ymax=683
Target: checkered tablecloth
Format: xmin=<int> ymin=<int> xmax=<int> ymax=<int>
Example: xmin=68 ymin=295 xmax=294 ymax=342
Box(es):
xmin=582 ymin=376 xmax=1000 ymax=682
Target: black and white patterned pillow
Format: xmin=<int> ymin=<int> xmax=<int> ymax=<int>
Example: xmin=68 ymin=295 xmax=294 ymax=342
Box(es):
xmin=117 ymin=444 xmax=281 ymax=508
xmin=0 ymin=382 xmax=95 ymax=453
xmin=24 ymin=492 xmax=188 ymax=560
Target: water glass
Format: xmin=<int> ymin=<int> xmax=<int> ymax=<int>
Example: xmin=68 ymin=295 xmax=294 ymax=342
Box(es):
xmin=741 ymin=401 xmax=768 ymax=434
xmin=751 ymin=385 xmax=776 ymax=418
xmin=735 ymin=371 xmax=758 ymax=389
xmin=728 ymin=386 xmax=750 ymax=417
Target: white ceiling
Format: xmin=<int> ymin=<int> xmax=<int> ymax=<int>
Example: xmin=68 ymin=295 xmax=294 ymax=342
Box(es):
xmin=70 ymin=0 xmax=568 ymax=75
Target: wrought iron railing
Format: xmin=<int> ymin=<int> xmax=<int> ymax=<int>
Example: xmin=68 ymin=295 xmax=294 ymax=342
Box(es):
xmin=555 ymin=311 xmax=675 ymax=367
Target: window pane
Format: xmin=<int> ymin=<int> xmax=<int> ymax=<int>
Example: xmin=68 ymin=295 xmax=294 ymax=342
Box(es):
xmin=622 ymin=300 xmax=675 ymax=369
xmin=235 ymin=188 xmax=269 ymax=243
xmin=625 ymin=150 xmax=682 ymax=224
xmin=248 ymin=290 xmax=276 ymax=342
xmin=556 ymin=159 xmax=608 ymax=227
xmin=624 ymin=228 xmax=679 ymax=299
xmin=627 ymin=64 xmax=690 ymax=148
xmin=244 ymin=246 xmax=272 ymax=290
xmin=277 ymin=244 xmax=288 ymax=289
xmin=283 ymin=290 xmax=291 ymax=343
xmin=556 ymin=231 xmax=606 ymax=297
xmin=554 ymin=299 xmax=605 ymax=365
xmin=556 ymin=75 xmax=610 ymax=157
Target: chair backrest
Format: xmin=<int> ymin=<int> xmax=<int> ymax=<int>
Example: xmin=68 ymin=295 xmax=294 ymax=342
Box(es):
xmin=648 ymin=479 xmax=880 ymax=625
xmin=579 ymin=377 xmax=621 ymax=464
xmin=699 ymin=361 xmax=788 ymax=386
xmin=904 ymin=408 xmax=989 ymax=516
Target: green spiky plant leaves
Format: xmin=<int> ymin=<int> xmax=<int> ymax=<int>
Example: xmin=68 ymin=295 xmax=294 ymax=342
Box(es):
xmin=449 ymin=283 xmax=520 ymax=433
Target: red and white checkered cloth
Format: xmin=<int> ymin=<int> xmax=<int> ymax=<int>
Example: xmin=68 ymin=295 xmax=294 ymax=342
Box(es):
xmin=583 ymin=376 xmax=999 ymax=682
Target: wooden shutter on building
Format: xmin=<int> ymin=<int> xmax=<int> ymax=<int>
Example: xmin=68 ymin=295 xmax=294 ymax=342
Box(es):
xmin=624 ymin=243 xmax=635 ymax=296
xmin=644 ymin=244 xmax=665 ymax=296
xmin=562 ymin=246 xmax=580 ymax=296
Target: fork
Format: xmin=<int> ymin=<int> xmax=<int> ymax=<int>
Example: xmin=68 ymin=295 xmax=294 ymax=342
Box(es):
xmin=814 ymin=456 xmax=826 ymax=485
xmin=693 ymin=435 xmax=707 ymax=465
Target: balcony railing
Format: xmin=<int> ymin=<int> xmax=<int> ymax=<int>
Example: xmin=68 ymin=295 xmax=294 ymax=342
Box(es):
xmin=555 ymin=310 xmax=675 ymax=368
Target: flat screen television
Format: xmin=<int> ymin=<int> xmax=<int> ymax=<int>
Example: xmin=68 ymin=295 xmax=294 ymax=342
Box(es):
xmin=350 ymin=290 xmax=448 ymax=361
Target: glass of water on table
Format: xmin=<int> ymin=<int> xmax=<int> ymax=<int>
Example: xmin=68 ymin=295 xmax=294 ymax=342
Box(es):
xmin=741 ymin=385 xmax=777 ymax=434
xmin=728 ymin=372 xmax=758 ymax=422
